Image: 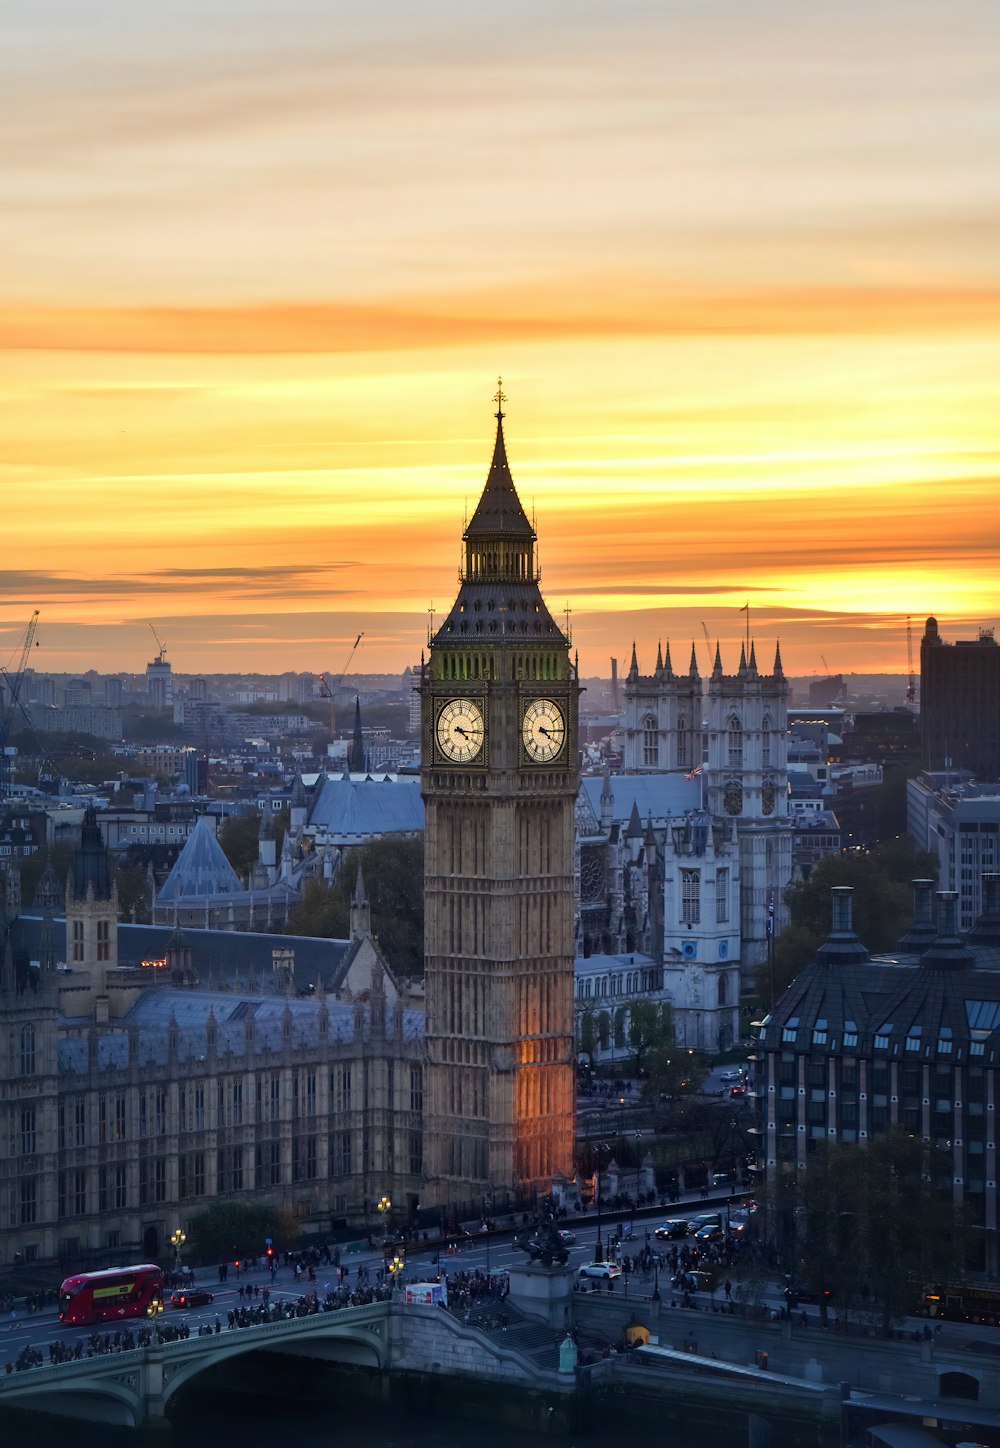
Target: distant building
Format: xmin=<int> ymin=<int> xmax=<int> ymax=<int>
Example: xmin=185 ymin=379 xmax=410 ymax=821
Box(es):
xmin=146 ymin=656 xmax=173 ymax=709
xmin=754 ymin=880 xmax=1000 ymax=1275
xmin=808 ymin=674 xmax=845 ymax=708
xmin=908 ymin=771 xmax=1000 ymax=930
xmin=33 ymin=705 xmax=123 ymax=742
xmin=921 ymin=616 xmax=1000 ymax=782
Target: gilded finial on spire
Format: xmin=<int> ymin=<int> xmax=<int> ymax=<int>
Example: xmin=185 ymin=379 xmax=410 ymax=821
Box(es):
xmin=494 ymin=376 xmax=506 ymax=420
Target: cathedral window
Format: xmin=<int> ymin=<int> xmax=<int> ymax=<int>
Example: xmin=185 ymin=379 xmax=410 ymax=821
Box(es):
xmin=716 ymin=868 xmax=729 ymax=923
xmin=642 ymin=715 xmax=659 ymax=768
xmin=677 ymin=717 xmax=689 ymax=768
xmin=97 ymin=918 xmax=110 ymax=961
xmin=72 ymin=918 xmax=84 ymax=962
xmin=19 ymin=1024 xmax=35 ymax=1077
xmin=410 ymin=1065 xmax=423 ymax=1113
xmin=115 ymin=1164 xmax=127 ymax=1210
xmin=20 ymin=1105 xmax=36 ymax=1156
xmin=717 ymin=974 xmax=728 ymax=1007
xmin=74 ymin=1098 xmax=86 ymax=1146
xmin=727 ymin=716 xmax=743 ymax=768
xmin=409 ymin=1130 xmax=422 ymax=1176
xmin=762 ymin=716 xmax=772 ymax=767
xmin=681 ymin=869 xmax=700 ymax=925
xmin=155 ymin=1090 xmax=166 ymax=1136
xmin=21 ymin=1176 xmax=37 ymax=1225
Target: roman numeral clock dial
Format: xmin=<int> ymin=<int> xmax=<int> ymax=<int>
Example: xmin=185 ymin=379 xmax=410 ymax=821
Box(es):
xmin=522 ymin=697 xmax=566 ymax=763
xmin=435 ymin=698 xmax=485 ymax=764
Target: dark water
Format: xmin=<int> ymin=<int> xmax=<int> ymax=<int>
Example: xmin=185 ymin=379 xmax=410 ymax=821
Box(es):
xmin=0 ymin=1384 xmax=740 ymax=1448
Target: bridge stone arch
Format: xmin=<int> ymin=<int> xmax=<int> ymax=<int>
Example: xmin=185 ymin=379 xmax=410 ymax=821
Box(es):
xmin=0 ymin=1372 xmax=145 ymax=1428
xmin=161 ymin=1318 xmax=387 ymax=1408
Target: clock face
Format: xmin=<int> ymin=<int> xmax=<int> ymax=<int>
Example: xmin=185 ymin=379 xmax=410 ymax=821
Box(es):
xmin=522 ymin=697 xmax=566 ymax=763
xmin=435 ymin=698 xmax=485 ymax=763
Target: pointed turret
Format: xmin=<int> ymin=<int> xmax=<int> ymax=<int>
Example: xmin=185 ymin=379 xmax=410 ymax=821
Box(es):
xmin=773 ymin=641 xmax=784 ymax=677
xmin=655 ymin=641 xmax=663 ymax=674
xmin=600 ymin=768 xmax=614 ymax=830
xmin=688 ymin=643 xmax=699 ymax=678
xmin=712 ymin=643 xmax=723 ymax=679
xmin=629 ymin=642 xmax=639 ymax=680
xmin=738 ymin=643 xmax=747 ymax=676
xmin=463 ymin=391 xmax=535 ymax=546
xmin=73 ymin=805 xmax=112 ymax=902
xmin=626 ymin=800 xmax=643 ymax=840
xmin=662 ymin=641 xmax=673 ymax=677
xmin=748 ymin=641 xmax=758 ymax=675
xmin=348 ymin=695 xmax=365 ymax=773
xmin=350 ymin=863 xmax=371 ymax=940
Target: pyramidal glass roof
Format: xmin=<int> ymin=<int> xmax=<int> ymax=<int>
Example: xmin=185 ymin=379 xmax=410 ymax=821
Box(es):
xmin=156 ymin=817 xmax=243 ymax=903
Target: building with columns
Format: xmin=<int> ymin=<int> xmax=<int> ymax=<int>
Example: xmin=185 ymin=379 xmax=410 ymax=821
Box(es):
xmin=420 ymin=392 xmax=580 ymax=1205
xmin=753 ymin=878 xmax=1000 ymax=1276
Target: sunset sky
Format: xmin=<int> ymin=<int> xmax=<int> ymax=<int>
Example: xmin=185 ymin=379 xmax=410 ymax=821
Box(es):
xmin=4 ymin=0 xmax=1000 ymax=681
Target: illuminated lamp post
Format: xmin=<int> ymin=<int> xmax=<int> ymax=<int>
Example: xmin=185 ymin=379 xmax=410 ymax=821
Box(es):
xmin=170 ymin=1228 xmax=187 ymax=1273
xmin=377 ymin=1194 xmax=392 ymax=1241
xmin=388 ymin=1253 xmax=405 ymax=1293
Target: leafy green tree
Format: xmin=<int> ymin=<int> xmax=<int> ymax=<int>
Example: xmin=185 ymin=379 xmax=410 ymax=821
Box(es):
xmin=188 ymin=1201 xmax=300 ymax=1265
xmin=286 ymin=836 xmax=424 ymax=978
xmin=115 ymin=863 xmax=152 ymax=923
xmin=218 ymin=808 xmax=289 ymax=880
xmin=771 ymin=837 xmax=938 ymax=1000
xmin=579 ymin=1009 xmax=596 ymax=1058
xmin=778 ymin=1130 xmax=969 ymax=1332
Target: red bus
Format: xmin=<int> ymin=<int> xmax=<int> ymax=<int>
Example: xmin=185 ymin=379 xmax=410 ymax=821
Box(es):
xmin=59 ymin=1264 xmax=165 ymax=1326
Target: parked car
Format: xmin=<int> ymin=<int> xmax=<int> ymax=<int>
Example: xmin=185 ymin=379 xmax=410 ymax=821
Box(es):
xmin=654 ymin=1219 xmax=691 ymax=1240
xmin=719 ymin=1070 xmax=742 ymax=1083
xmin=578 ymin=1262 xmax=622 ymax=1280
xmin=557 ymin=1229 xmax=576 ymax=1246
xmin=168 ymin=1288 xmax=214 ymax=1309
xmin=711 ymin=1170 xmax=737 ymax=1187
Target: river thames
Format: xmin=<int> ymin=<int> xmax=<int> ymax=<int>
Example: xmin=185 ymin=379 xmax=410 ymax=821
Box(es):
xmin=2 ymin=1386 xmax=740 ymax=1448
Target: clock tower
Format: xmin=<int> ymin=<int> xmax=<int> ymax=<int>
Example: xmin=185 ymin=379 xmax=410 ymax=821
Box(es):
xmin=421 ymin=386 xmax=579 ymax=1204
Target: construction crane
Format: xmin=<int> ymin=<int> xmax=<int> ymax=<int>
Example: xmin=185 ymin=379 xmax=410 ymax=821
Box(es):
xmin=820 ymin=655 xmax=832 ymax=677
xmin=148 ymin=621 xmax=167 ymax=663
xmin=906 ymin=615 xmax=916 ymax=709
xmin=0 ymin=610 xmax=40 ymax=801
xmin=318 ymin=632 xmax=364 ymax=734
xmin=701 ymin=622 xmax=713 ymax=672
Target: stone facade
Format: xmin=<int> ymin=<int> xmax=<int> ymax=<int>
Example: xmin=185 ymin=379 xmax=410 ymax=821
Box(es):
xmin=420 ymin=398 xmax=580 ymax=1202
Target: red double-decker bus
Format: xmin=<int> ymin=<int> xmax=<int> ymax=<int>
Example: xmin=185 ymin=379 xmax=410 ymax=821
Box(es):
xmin=59 ymin=1265 xmax=165 ymax=1326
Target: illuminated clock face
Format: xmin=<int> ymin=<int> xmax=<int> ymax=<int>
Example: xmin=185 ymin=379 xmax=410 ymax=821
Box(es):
xmin=522 ymin=698 xmax=566 ymax=763
xmin=435 ymin=699 xmax=485 ymax=763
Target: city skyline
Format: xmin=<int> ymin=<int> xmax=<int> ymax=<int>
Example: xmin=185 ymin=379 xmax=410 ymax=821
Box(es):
xmin=4 ymin=1 xmax=1000 ymax=677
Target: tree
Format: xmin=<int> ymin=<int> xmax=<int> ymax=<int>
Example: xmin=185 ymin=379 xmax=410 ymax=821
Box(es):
xmin=579 ymin=1009 xmax=596 ymax=1059
xmin=286 ymin=836 xmax=425 ymax=978
xmin=771 ymin=837 xmax=938 ymax=999
xmin=779 ymin=1130 xmax=969 ymax=1333
xmin=642 ymin=1003 xmax=706 ymax=1100
xmin=218 ymin=808 xmax=289 ymax=880
xmin=188 ymin=1201 xmax=300 ymax=1266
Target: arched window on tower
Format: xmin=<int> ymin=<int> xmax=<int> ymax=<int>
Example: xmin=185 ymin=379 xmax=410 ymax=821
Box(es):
xmin=727 ymin=715 xmax=743 ymax=769
xmin=20 ymin=1024 xmax=36 ymax=1077
xmin=717 ymin=974 xmax=728 ymax=1007
xmin=642 ymin=715 xmax=658 ymax=768
xmin=676 ymin=716 xmax=688 ymax=768
xmin=762 ymin=715 xmax=772 ymax=768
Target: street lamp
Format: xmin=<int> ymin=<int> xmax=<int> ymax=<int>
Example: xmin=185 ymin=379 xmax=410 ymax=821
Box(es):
xmin=170 ymin=1228 xmax=186 ymax=1272
xmin=377 ymin=1194 xmax=392 ymax=1241
xmin=594 ymin=1142 xmax=610 ymax=1263
xmin=388 ymin=1253 xmax=405 ymax=1292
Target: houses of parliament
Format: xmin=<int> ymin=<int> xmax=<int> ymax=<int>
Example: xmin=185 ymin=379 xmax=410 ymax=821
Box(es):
xmin=0 ymin=394 xmax=579 ymax=1271
xmin=0 ymin=391 xmax=792 ymax=1272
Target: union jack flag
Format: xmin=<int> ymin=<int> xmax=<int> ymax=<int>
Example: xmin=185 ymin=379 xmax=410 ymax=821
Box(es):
xmin=684 ymin=763 xmax=703 ymax=780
